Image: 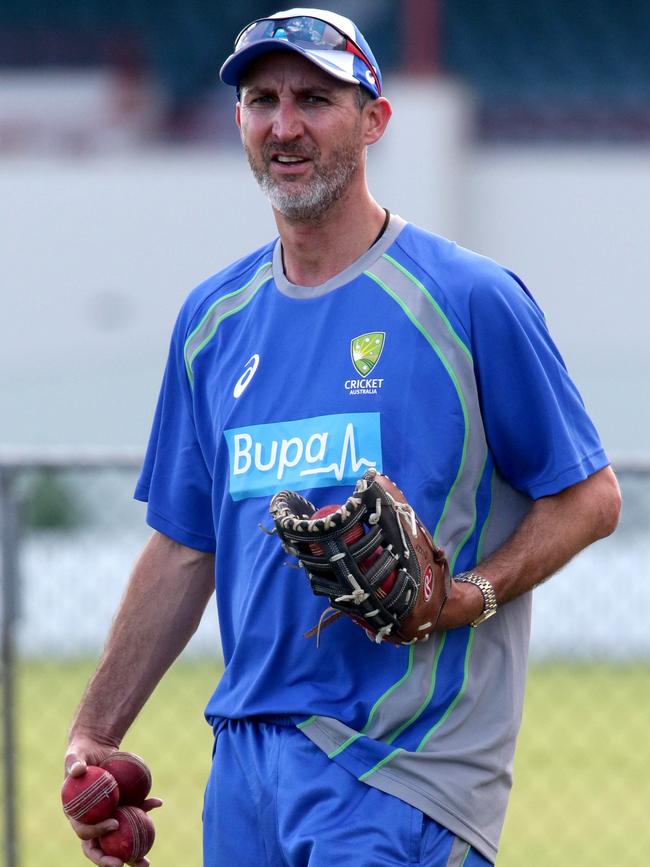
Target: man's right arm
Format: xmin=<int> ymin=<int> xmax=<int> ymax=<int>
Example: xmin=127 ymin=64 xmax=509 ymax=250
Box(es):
xmin=64 ymin=531 xmax=215 ymax=865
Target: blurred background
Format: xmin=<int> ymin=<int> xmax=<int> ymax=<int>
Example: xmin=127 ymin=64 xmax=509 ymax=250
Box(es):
xmin=1 ymin=1 xmax=649 ymax=865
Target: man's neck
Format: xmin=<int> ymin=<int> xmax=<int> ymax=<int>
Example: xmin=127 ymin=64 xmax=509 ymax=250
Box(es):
xmin=274 ymin=191 xmax=387 ymax=287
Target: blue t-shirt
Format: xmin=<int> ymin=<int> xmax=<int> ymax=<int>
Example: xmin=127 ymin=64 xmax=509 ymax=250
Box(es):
xmin=135 ymin=216 xmax=607 ymax=860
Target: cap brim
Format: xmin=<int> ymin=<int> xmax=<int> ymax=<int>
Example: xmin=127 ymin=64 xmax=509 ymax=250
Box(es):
xmin=220 ymin=40 xmax=360 ymax=90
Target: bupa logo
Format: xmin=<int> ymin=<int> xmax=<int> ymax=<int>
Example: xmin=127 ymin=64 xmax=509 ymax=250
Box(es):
xmin=223 ymin=413 xmax=383 ymax=501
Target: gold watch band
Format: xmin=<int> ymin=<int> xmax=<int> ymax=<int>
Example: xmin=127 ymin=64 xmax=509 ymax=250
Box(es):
xmin=454 ymin=571 xmax=497 ymax=627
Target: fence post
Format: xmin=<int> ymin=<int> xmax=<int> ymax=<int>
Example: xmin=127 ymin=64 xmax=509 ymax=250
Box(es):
xmin=0 ymin=467 xmax=19 ymax=867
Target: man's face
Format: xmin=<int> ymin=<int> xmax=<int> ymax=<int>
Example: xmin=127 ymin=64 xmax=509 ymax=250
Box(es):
xmin=237 ymin=52 xmax=367 ymax=222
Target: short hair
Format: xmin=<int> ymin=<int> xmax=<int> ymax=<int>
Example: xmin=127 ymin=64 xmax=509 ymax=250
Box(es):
xmin=355 ymin=85 xmax=376 ymax=112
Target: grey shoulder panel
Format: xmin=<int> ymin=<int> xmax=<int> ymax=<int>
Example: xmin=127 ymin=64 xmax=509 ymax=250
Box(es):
xmin=183 ymin=262 xmax=273 ymax=386
xmin=364 ymin=253 xmax=487 ymax=569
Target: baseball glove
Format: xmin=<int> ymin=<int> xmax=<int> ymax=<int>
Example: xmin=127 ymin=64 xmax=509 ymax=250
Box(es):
xmin=269 ymin=469 xmax=451 ymax=645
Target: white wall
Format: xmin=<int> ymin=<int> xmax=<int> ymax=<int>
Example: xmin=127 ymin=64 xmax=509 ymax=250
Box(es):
xmin=1 ymin=79 xmax=648 ymax=457
xmin=0 ymin=150 xmax=266 ymax=447
xmin=462 ymin=148 xmax=650 ymax=458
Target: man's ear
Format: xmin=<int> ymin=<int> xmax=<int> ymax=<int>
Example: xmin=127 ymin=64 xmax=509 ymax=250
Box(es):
xmin=235 ymin=101 xmax=242 ymax=130
xmin=363 ymin=97 xmax=392 ymax=146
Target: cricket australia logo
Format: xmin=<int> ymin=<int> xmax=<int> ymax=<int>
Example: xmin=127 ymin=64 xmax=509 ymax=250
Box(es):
xmin=346 ymin=332 xmax=385 ymax=396
xmin=352 ymin=332 xmax=385 ymax=375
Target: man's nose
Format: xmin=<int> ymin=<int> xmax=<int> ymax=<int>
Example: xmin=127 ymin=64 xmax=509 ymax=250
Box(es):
xmin=272 ymin=100 xmax=304 ymax=140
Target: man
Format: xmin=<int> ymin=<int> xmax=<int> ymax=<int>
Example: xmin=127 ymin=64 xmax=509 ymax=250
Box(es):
xmin=64 ymin=8 xmax=621 ymax=866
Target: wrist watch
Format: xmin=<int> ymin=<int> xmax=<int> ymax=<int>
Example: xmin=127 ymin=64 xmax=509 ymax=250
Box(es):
xmin=454 ymin=571 xmax=497 ymax=627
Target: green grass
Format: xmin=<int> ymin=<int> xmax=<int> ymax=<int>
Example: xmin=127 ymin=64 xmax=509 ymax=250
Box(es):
xmin=499 ymin=663 xmax=650 ymax=865
xmin=10 ymin=659 xmax=650 ymax=865
xmin=16 ymin=657 xmax=219 ymax=867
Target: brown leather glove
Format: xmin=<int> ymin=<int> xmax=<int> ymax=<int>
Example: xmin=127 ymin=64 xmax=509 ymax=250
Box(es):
xmin=270 ymin=469 xmax=451 ymax=645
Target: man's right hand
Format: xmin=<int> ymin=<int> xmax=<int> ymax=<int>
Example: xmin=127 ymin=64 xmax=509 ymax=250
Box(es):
xmin=64 ymin=736 xmax=161 ymax=867
xmin=62 ymin=535 xmax=212 ymax=864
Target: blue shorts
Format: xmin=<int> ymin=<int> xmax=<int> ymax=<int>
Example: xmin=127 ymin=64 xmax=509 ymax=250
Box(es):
xmin=203 ymin=718 xmax=492 ymax=867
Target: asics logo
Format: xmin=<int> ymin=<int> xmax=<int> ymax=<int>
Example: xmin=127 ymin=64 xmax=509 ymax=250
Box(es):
xmin=223 ymin=413 xmax=383 ymax=501
xmin=233 ymin=354 xmax=260 ymax=398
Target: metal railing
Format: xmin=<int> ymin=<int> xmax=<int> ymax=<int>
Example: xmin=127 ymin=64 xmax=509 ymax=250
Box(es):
xmin=1 ymin=450 xmax=145 ymax=867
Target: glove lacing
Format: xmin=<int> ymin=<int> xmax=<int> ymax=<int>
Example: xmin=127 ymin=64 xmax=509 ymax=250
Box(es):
xmin=368 ymin=489 xmax=418 ymax=560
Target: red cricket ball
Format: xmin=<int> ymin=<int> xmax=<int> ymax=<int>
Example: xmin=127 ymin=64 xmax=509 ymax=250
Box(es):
xmin=310 ymin=504 xmax=363 ymax=555
xmin=61 ymin=765 xmax=119 ymax=824
xmin=101 ymin=752 xmax=152 ymax=806
xmin=359 ymin=545 xmax=397 ymax=596
xmin=310 ymin=504 xmax=396 ymax=593
xmin=99 ymin=805 xmax=156 ymax=864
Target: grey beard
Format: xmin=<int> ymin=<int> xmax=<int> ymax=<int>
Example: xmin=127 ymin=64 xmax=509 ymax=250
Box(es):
xmin=246 ymin=146 xmax=360 ymax=222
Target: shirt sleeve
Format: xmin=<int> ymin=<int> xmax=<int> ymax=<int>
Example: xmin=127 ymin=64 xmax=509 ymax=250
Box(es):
xmin=469 ymin=268 xmax=609 ymax=499
xmin=134 ymin=311 xmax=216 ymax=552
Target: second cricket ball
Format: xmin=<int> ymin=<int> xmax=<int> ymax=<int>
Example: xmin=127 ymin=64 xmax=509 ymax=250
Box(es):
xmin=99 ymin=805 xmax=156 ymax=864
xmin=101 ymin=752 xmax=152 ymax=806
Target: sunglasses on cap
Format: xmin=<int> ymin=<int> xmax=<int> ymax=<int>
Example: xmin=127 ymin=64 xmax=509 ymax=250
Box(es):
xmin=234 ymin=15 xmax=381 ymax=96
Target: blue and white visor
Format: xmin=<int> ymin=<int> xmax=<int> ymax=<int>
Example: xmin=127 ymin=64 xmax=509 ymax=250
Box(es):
xmin=220 ymin=8 xmax=382 ymax=98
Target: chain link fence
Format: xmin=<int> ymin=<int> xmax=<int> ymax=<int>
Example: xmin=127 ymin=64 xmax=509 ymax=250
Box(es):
xmin=1 ymin=452 xmax=648 ymax=866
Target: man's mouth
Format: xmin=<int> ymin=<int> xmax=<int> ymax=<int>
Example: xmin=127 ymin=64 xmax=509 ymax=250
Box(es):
xmin=273 ymin=154 xmax=309 ymax=165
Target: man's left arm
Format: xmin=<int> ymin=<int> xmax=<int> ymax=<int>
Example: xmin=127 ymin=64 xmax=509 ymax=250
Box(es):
xmin=438 ymin=466 xmax=622 ymax=630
